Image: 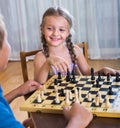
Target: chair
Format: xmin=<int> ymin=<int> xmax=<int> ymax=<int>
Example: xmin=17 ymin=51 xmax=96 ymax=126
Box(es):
xmin=20 ymin=49 xmax=41 ymax=83
xmin=76 ymin=42 xmax=88 ymax=62
xmin=20 ymin=42 xmax=88 ymax=83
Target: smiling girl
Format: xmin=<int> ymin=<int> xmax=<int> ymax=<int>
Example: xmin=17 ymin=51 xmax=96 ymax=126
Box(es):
xmin=34 ymin=7 xmax=120 ymax=84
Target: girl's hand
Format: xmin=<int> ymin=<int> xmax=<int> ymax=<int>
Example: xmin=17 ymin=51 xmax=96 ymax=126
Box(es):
xmin=47 ymin=55 xmax=71 ymax=75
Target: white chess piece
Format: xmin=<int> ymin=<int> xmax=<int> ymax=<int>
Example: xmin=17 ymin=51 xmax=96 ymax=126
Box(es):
xmin=88 ymin=93 xmax=92 ymax=102
xmin=95 ymin=96 xmax=99 ymax=106
xmin=55 ymin=92 xmax=60 ymax=103
xmin=75 ymin=88 xmax=79 ymax=103
xmin=65 ymin=90 xmax=70 ymax=105
xmin=37 ymin=93 xmax=42 ymax=103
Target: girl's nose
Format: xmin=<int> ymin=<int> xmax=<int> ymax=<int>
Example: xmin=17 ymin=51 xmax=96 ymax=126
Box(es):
xmin=53 ymin=29 xmax=59 ymax=36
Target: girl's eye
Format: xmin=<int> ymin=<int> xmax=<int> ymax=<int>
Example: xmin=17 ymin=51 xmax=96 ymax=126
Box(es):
xmin=60 ymin=29 xmax=65 ymax=32
xmin=47 ymin=27 xmax=53 ymax=30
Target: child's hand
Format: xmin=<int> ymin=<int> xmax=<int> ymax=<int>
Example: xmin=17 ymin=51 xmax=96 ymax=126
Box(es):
xmin=63 ymin=103 xmax=93 ymax=128
xmin=48 ymin=55 xmax=71 ymax=74
xmin=17 ymin=80 xmax=42 ymax=96
xmin=101 ymin=67 xmax=120 ymax=76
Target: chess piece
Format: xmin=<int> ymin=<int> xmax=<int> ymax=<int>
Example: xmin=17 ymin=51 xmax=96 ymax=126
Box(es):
xmin=58 ymin=72 xmax=62 ymax=79
xmin=97 ymin=72 xmax=102 ymax=81
xmin=70 ymin=64 xmax=77 ymax=83
xmin=88 ymin=93 xmax=92 ymax=102
xmin=115 ymin=72 xmax=120 ymax=82
xmin=54 ymin=79 xmax=58 ymax=85
xmin=60 ymin=88 xmax=65 ymax=96
xmin=96 ymin=79 xmax=100 ymax=87
xmin=55 ymin=92 xmax=60 ymax=104
xmin=78 ymin=87 xmax=82 ymax=102
xmin=91 ymin=68 xmax=95 ymax=84
xmin=95 ymin=95 xmax=99 ymax=106
xmin=107 ymin=73 xmax=110 ymax=81
xmin=66 ymin=69 xmax=71 ymax=82
xmin=54 ymin=85 xmax=58 ymax=92
xmin=69 ymin=91 xmax=73 ymax=100
xmin=37 ymin=93 xmax=42 ymax=103
xmin=105 ymin=97 xmax=110 ymax=108
xmin=65 ymin=90 xmax=70 ymax=105
xmin=98 ymin=92 xmax=103 ymax=103
xmin=108 ymin=86 xmax=114 ymax=95
xmin=74 ymin=88 xmax=79 ymax=103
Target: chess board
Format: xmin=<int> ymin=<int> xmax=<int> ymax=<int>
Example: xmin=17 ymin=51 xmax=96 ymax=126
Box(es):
xmin=20 ymin=74 xmax=120 ymax=118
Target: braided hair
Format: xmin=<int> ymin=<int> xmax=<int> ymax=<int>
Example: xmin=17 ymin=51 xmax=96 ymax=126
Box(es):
xmin=40 ymin=7 xmax=77 ymax=64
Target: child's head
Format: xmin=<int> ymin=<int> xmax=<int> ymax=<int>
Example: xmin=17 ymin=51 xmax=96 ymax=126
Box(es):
xmin=0 ymin=14 xmax=11 ymax=71
xmin=41 ymin=7 xmax=73 ymax=31
xmin=40 ymin=7 xmax=76 ymax=64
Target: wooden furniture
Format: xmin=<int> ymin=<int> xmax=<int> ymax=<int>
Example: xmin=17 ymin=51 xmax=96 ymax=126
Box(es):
xmin=77 ymin=42 xmax=88 ymax=62
xmin=20 ymin=49 xmax=41 ymax=82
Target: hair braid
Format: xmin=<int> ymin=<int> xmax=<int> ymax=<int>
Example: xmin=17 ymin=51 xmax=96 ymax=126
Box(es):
xmin=66 ymin=34 xmax=77 ymax=64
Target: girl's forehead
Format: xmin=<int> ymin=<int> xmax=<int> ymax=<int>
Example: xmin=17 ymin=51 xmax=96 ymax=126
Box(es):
xmin=43 ymin=16 xmax=69 ymax=26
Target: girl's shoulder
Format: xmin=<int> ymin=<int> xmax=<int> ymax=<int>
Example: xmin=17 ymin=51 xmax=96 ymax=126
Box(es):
xmin=34 ymin=50 xmax=46 ymax=60
xmin=73 ymin=44 xmax=83 ymax=55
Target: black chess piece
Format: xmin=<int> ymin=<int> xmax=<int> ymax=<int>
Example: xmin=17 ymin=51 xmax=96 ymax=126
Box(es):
xmin=97 ymin=72 xmax=102 ymax=81
xmin=66 ymin=69 xmax=71 ymax=82
xmin=108 ymin=86 xmax=115 ymax=95
xmin=107 ymin=73 xmax=110 ymax=81
xmin=60 ymin=88 xmax=65 ymax=96
xmin=58 ymin=72 xmax=62 ymax=79
xmin=54 ymin=79 xmax=58 ymax=85
xmin=96 ymin=79 xmax=100 ymax=87
xmin=70 ymin=64 xmax=77 ymax=83
xmin=91 ymin=68 xmax=95 ymax=81
xmin=115 ymin=72 xmax=120 ymax=82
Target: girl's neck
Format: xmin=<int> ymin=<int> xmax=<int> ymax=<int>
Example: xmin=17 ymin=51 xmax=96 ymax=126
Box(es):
xmin=49 ymin=43 xmax=67 ymax=55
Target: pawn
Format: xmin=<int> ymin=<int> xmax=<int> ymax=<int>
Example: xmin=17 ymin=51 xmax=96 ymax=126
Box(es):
xmin=115 ymin=72 xmax=120 ymax=82
xmin=105 ymin=97 xmax=110 ymax=108
xmin=55 ymin=92 xmax=60 ymax=104
xmin=97 ymin=72 xmax=102 ymax=81
xmin=69 ymin=91 xmax=73 ymax=100
xmin=98 ymin=92 xmax=103 ymax=103
xmin=58 ymin=72 xmax=62 ymax=79
xmin=74 ymin=88 xmax=79 ymax=103
xmin=65 ymin=90 xmax=70 ymax=105
xmin=95 ymin=95 xmax=99 ymax=106
xmin=107 ymin=73 xmax=110 ymax=81
xmin=108 ymin=86 xmax=114 ymax=95
xmin=66 ymin=69 xmax=71 ymax=82
xmin=96 ymin=79 xmax=100 ymax=87
xmin=37 ymin=93 xmax=42 ymax=103
xmin=88 ymin=93 xmax=92 ymax=102
xmin=54 ymin=79 xmax=58 ymax=85
xmin=78 ymin=88 xmax=82 ymax=102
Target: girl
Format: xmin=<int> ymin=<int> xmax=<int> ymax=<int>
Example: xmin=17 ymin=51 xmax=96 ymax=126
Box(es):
xmin=34 ymin=7 xmax=120 ymax=84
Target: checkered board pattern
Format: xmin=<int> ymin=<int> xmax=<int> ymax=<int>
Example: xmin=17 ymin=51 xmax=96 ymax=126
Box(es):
xmin=20 ymin=75 xmax=120 ymax=118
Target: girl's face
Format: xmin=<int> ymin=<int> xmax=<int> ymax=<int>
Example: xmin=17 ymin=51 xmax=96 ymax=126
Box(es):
xmin=42 ymin=16 xmax=70 ymax=47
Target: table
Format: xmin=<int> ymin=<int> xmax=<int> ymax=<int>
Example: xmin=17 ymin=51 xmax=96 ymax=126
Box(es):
xmin=31 ymin=112 xmax=120 ymax=128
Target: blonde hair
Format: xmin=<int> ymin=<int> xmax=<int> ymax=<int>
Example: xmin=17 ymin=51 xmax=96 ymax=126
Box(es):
xmin=0 ymin=14 xmax=7 ymax=49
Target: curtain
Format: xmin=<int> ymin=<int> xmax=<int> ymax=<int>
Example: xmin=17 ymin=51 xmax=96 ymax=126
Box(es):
xmin=0 ymin=0 xmax=120 ymax=60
